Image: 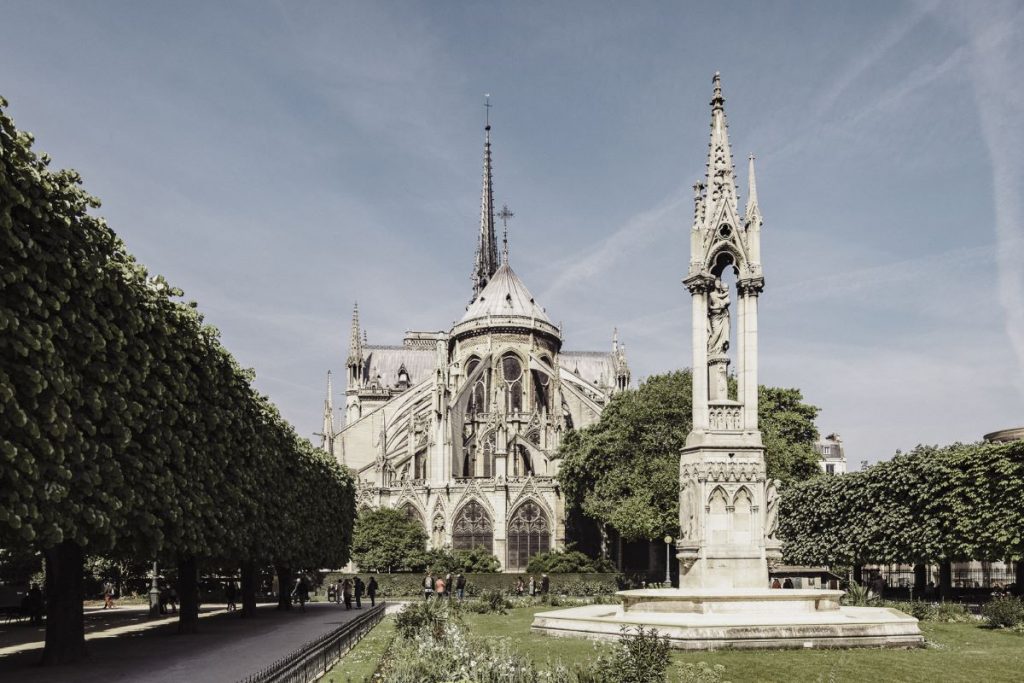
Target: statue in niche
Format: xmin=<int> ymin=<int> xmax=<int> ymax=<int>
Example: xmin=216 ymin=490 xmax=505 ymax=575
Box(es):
xmin=680 ymin=481 xmax=699 ymax=541
xmin=765 ymin=479 xmax=781 ymax=541
xmin=707 ymin=279 xmax=730 ymax=356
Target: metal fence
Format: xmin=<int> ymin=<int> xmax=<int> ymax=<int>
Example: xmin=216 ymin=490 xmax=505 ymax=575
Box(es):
xmin=239 ymin=601 xmax=386 ymax=683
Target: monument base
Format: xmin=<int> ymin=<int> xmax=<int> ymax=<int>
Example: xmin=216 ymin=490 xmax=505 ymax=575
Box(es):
xmin=531 ymin=588 xmax=923 ymax=650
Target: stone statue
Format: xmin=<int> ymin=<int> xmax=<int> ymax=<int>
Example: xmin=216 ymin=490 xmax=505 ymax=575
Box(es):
xmin=707 ymin=279 xmax=730 ymax=355
xmin=765 ymin=479 xmax=781 ymax=541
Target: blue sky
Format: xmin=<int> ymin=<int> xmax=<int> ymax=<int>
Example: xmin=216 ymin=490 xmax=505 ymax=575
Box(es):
xmin=2 ymin=1 xmax=1022 ymax=466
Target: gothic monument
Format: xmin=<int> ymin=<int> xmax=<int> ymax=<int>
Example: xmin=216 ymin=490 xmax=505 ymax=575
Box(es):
xmin=533 ymin=74 xmax=924 ymax=649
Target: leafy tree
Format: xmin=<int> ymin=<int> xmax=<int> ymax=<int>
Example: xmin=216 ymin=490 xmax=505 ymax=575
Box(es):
xmin=526 ymin=549 xmax=615 ymax=573
xmin=414 ymin=547 xmax=501 ymax=574
xmin=352 ymin=508 xmax=428 ymax=572
xmin=558 ymin=370 xmax=822 ymax=543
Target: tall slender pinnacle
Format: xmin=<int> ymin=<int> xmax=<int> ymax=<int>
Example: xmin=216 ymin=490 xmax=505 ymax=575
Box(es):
xmin=745 ymin=154 xmax=761 ymax=224
xmin=347 ymin=302 xmax=362 ymax=367
xmin=471 ymin=98 xmax=499 ymax=299
xmin=703 ymin=72 xmax=739 ymax=220
xmin=321 ymin=370 xmax=335 ymax=452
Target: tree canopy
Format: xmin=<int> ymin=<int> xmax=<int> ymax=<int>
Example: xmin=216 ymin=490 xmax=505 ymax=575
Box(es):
xmin=779 ymin=440 xmax=1024 ymax=568
xmin=557 ymin=370 xmax=821 ymax=542
xmin=351 ymin=507 xmax=429 ymax=573
xmin=0 ymin=95 xmax=355 ymax=662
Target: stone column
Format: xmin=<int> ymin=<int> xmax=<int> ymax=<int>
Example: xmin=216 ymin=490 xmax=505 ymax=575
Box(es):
xmin=736 ymin=292 xmax=746 ymax=404
xmin=686 ymin=277 xmax=711 ymax=432
xmin=739 ymin=279 xmax=763 ymax=431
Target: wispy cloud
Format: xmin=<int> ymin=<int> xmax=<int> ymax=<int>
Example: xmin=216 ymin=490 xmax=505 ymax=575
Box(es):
xmin=957 ymin=2 xmax=1024 ymax=386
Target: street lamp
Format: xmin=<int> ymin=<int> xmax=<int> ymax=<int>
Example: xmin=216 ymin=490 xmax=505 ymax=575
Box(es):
xmin=149 ymin=561 xmax=160 ymax=617
xmin=664 ymin=536 xmax=674 ymax=587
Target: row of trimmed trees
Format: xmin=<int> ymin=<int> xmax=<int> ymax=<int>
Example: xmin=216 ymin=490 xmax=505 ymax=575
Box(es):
xmin=0 ymin=96 xmax=355 ymax=664
xmin=779 ymin=440 xmax=1024 ymax=597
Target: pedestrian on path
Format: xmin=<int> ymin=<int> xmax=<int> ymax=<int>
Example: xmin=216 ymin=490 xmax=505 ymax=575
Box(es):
xmin=103 ymin=580 xmax=115 ymax=609
xmin=455 ymin=573 xmax=466 ymax=601
xmin=423 ymin=572 xmax=434 ymax=600
xmin=225 ymin=581 xmax=237 ymax=611
xmin=292 ymin=576 xmax=309 ymax=611
xmin=342 ymin=579 xmax=352 ymax=610
xmin=541 ymin=573 xmax=550 ymax=595
xmin=367 ymin=576 xmax=378 ymax=606
xmin=444 ymin=572 xmax=453 ymax=599
xmin=529 ymin=575 xmax=536 ymax=597
xmin=354 ymin=576 xmax=364 ymax=609
xmin=434 ymin=575 xmax=446 ymax=599
xmin=335 ymin=578 xmax=344 ymax=605
xmin=26 ymin=583 xmax=44 ymax=624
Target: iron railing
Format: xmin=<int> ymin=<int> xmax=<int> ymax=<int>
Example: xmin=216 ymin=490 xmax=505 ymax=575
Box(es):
xmin=239 ymin=601 xmax=386 ymax=683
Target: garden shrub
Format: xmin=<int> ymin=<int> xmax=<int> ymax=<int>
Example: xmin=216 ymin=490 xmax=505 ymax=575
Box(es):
xmin=526 ymin=549 xmax=615 ymax=574
xmin=841 ymin=581 xmax=877 ymax=606
xmin=882 ymin=600 xmax=972 ymax=622
xmin=394 ymin=599 xmax=460 ymax=641
xmin=982 ymin=596 xmax=1024 ymax=628
xmin=572 ymin=626 xmax=671 ymax=683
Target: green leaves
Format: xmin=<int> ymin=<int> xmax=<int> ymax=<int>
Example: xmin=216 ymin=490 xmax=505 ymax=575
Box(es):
xmin=0 ymin=95 xmax=355 ymax=573
xmin=779 ymin=441 xmax=1024 ymax=566
xmin=557 ymin=371 xmax=823 ymax=541
xmin=351 ymin=507 xmax=428 ymax=572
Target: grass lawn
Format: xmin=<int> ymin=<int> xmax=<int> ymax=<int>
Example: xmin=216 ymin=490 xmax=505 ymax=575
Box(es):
xmin=321 ymin=615 xmax=396 ymax=683
xmin=319 ymin=605 xmax=1024 ymax=682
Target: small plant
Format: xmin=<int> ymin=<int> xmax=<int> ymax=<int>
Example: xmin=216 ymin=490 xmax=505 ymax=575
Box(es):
xmin=841 ymin=581 xmax=876 ymax=606
xmin=982 ymin=596 xmax=1024 ymax=628
xmin=481 ymin=588 xmax=512 ymax=614
xmin=394 ymin=599 xmax=459 ymax=641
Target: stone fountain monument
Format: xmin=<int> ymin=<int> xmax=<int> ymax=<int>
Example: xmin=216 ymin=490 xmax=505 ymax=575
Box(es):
xmin=532 ymin=73 xmax=923 ymax=649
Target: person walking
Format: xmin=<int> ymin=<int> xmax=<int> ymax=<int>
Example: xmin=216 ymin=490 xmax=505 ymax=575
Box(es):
xmin=327 ymin=582 xmax=336 ymax=604
xmin=342 ymin=578 xmax=353 ymax=610
xmin=354 ymin=576 xmax=364 ymax=609
xmin=528 ymin=575 xmax=536 ymax=597
xmin=424 ymin=572 xmax=434 ymax=600
xmin=541 ymin=573 xmax=550 ymax=595
xmin=455 ymin=573 xmax=466 ymax=601
xmin=292 ymin=576 xmax=309 ymax=611
xmin=434 ymin=574 xmax=446 ymax=599
xmin=367 ymin=575 xmax=378 ymax=607
xmin=444 ymin=572 xmax=453 ymax=599
xmin=26 ymin=583 xmax=44 ymax=625
xmin=225 ymin=581 xmax=238 ymax=611
xmin=782 ymin=578 xmax=794 ymax=589
xmin=771 ymin=578 xmax=782 ymax=589
xmin=103 ymin=580 xmax=115 ymax=609
xmin=515 ymin=576 xmax=525 ymax=596
xmin=335 ymin=578 xmax=344 ymax=605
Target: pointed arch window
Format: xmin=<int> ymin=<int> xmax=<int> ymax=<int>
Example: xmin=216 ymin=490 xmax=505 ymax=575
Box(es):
xmin=452 ymin=500 xmax=493 ymax=552
xmin=501 ymin=354 xmax=524 ymax=413
xmin=532 ymin=370 xmax=550 ymax=413
xmin=506 ymin=501 xmax=550 ymax=570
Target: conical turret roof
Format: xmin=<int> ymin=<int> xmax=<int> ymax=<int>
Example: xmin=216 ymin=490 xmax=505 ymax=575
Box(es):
xmin=460 ymin=261 xmax=551 ymax=324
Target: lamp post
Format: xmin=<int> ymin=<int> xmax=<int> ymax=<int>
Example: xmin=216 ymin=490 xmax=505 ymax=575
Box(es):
xmin=149 ymin=561 xmax=160 ymax=617
xmin=664 ymin=536 xmax=673 ymax=587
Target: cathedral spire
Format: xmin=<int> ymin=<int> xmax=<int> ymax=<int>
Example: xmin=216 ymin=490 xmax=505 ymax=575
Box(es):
xmin=321 ymin=370 xmax=335 ymax=454
xmin=472 ymin=96 xmax=499 ymax=299
xmin=703 ymin=72 xmax=739 ymax=221
xmin=347 ymin=302 xmax=362 ymax=365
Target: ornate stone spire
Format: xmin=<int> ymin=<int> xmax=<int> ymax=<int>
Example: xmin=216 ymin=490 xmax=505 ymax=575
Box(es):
xmin=703 ymin=72 xmax=739 ymax=222
xmin=347 ymin=303 xmax=361 ymax=363
xmin=745 ymin=154 xmax=762 ymax=226
xmin=321 ymin=370 xmax=335 ymax=454
xmin=471 ymin=98 xmax=499 ymax=299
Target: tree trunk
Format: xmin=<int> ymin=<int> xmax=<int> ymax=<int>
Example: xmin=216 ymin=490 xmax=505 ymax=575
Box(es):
xmin=276 ymin=565 xmax=292 ymax=610
xmin=913 ymin=564 xmax=926 ymax=593
xmin=939 ymin=560 xmax=952 ymax=601
xmin=41 ymin=540 xmax=86 ymax=665
xmin=1015 ymin=560 xmax=1024 ymax=597
xmin=852 ymin=564 xmax=863 ymax=585
xmin=177 ymin=556 xmax=200 ymax=634
xmin=240 ymin=561 xmax=257 ymax=618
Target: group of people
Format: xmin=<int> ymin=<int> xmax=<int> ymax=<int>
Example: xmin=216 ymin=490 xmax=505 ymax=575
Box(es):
xmin=513 ymin=574 xmax=550 ymax=597
xmin=422 ymin=571 xmax=468 ymax=600
xmin=325 ymin=575 xmax=378 ymax=609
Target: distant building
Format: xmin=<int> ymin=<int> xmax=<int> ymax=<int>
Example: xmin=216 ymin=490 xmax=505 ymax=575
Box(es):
xmin=984 ymin=427 xmax=1024 ymax=443
xmin=816 ymin=433 xmax=847 ymax=475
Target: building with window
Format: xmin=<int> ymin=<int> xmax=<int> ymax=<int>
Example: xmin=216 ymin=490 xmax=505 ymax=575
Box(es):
xmin=321 ymin=119 xmax=630 ymax=571
xmin=816 ymin=433 xmax=847 ymax=475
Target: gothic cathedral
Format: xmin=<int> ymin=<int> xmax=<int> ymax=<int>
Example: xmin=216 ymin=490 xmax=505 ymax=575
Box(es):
xmin=320 ymin=117 xmax=631 ymax=572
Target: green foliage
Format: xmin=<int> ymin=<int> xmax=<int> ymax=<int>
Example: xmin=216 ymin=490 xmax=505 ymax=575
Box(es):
xmin=325 ymin=571 xmax=621 ymax=598
xmin=394 ymin=599 xmax=460 ymax=641
xmin=0 ymin=95 xmax=356 ymax=655
xmin=415 ymin=547 xmax=500 ymax=574
xmin=558 ymin=371 xmax=821 ymax=541
xmin=573 ymin=626 xmax=671 ymax=683
xmin=841 ymin=581 xmax=877 ymax=606
xmin=981 ymin=596 xmax=1024 ymax=628
xmin=479 ymin=588 xmax=512 ymax=613
xmin=779 ymin=441 xmax=1024 ymax=567
xmin=526 ymin=549 xmax=615 ymax=574
xmin=882 ymin=600 xmax=972 ymax=623
xmin=352 ymin=508 xmax=428 ymax=572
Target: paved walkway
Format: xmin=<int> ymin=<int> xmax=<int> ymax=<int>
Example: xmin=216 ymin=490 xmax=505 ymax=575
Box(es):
xmin=0 ymin=601 xmax=372 ymax=682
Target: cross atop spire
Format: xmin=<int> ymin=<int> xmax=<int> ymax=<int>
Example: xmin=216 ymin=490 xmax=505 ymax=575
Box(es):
xmin=703 ymin=72 xmax=739 ymax=221
xmin=498 ymin=204 xmax=514 ymax=263
xmin=471 ymin=98 xmax=499 ymax=299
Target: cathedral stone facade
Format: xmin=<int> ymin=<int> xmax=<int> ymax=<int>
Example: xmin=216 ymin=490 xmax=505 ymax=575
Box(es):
xmin=321 ymin=119 xmax=630 ymax=571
